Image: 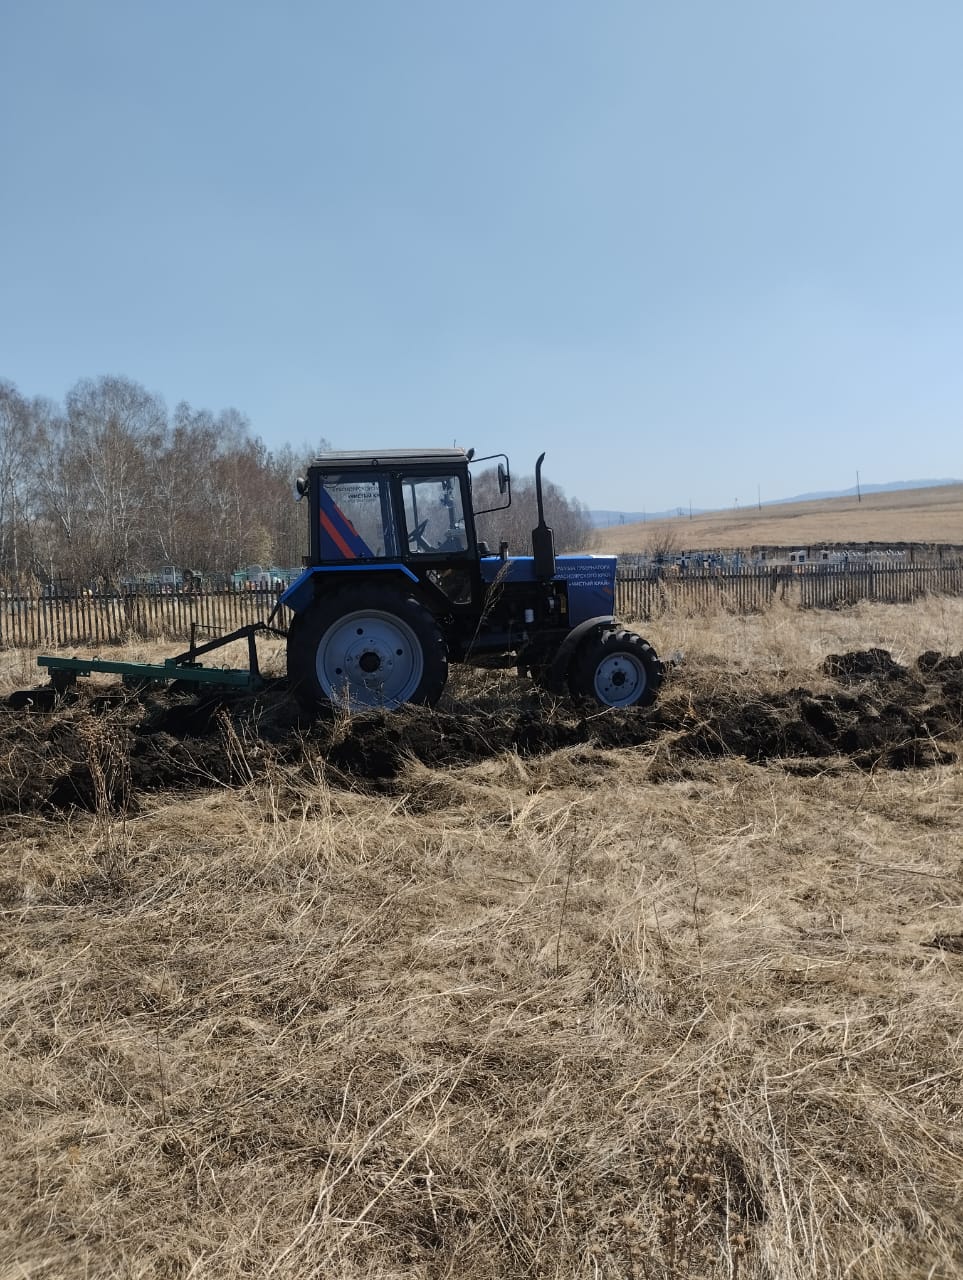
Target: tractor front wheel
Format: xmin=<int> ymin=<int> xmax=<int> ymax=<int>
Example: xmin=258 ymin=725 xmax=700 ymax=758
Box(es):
xmin=287 ymin=587 xmax=448 ymax=713
xmin=569 ymin=628 xmax=662 ymax=709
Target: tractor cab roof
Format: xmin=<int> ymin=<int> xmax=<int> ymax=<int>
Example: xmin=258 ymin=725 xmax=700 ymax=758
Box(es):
xmin=310 ymin=448 xmax=469 ymax=471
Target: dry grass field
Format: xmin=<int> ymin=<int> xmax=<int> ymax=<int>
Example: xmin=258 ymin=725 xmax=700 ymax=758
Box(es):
xmin=2 ymin=599 xmax=963 ymax=1279
xmin=594 ymin=483 xmax=963 ymax=554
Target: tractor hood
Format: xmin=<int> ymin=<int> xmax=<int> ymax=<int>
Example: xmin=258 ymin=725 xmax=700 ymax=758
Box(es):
xmin=480 ymin=554 xmax=617 ymax=625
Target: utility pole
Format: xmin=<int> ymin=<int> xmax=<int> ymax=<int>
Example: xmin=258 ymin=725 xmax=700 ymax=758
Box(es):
xmin=757 ymin=483 xmax=762 ymax=512
xmin=856 ymin=470 xmax=862 ymax=503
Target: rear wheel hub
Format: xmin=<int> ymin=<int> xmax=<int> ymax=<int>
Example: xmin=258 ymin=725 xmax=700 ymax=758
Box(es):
xmin=318 ymin=610 xmax=424 ymax=708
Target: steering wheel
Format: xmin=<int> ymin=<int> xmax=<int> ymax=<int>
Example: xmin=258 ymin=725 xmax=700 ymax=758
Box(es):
xmin=407 ymin=518 xmax=433 ymax=552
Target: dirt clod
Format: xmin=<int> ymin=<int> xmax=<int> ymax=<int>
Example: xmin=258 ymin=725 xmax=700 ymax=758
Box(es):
xmin=823 ymin=648 xmax=908 ymax=682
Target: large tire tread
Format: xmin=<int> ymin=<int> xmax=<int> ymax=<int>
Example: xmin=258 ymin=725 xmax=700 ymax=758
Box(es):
xmin=569 ymin=627 xmax=662 ymax=709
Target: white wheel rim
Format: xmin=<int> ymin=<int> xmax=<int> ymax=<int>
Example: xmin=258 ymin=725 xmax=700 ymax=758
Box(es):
xmin=317 ymin=610 xmax=424 ymax=709
xmin=593 ymin=651 xmax=646 ymax=708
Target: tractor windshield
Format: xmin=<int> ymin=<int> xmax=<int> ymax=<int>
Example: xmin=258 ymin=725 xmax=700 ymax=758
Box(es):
xmin=402 ymin=475 xmax=469 ymax=555
xmin=318 ymin=474 xmax=400 ymax=559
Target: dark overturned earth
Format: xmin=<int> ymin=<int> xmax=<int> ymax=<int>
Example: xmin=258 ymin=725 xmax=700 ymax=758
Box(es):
xmin=2 ymin=647 xmax=962 ymax=815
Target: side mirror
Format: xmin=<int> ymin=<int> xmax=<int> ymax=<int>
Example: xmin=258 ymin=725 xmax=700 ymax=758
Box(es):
xmin=295 ymin=476 xmax=309 ymax=501
xmin=469 ymin=452 xmax=511 ymax=516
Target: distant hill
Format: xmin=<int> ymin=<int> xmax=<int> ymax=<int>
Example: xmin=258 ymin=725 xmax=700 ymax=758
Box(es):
xmin=592 ymin=481 xmax=963 ymax=554
xmin=590 ymin=479 xmax=960 ymax=527
xmin=770 ymin=478 xmax=960 ymax=505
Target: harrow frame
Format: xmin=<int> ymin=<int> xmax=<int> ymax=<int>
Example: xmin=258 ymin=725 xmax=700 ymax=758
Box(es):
xmin=33 ymin=621 xmax=286 ymax=696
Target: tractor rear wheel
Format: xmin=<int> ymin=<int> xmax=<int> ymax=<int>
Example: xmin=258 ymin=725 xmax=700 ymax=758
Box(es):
xmin=287 ymin=586 xmax=448 ymax=713
xmin=569 ymin=628 xmax=662 ymax=709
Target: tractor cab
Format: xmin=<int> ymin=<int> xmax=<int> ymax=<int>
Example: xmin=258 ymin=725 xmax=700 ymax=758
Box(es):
xmin=298 ymin=449 xmax=480 ymax=566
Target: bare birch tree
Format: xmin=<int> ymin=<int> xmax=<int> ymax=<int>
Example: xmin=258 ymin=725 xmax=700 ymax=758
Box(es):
xmin=0 ymin=381 xmax=36 ymax=582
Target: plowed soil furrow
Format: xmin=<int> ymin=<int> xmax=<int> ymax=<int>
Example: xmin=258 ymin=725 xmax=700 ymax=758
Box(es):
xmin=2 ymin=648 xmax=962 ymax=815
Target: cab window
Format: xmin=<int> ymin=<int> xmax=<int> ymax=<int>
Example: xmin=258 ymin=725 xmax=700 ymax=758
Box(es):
xmin=319 ymin=475 xmax=399 ymax=559
xmin=402 ymin=476 xmax=469 ymax=555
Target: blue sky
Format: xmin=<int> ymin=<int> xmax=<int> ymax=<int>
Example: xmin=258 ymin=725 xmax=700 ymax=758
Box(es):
xmin=3 ymin=1 xmax=962 ymax=511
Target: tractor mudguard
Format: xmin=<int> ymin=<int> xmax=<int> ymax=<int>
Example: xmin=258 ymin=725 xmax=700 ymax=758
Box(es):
xmin=279 ymin=564 xmax=419 ymax=616
xmin=543 ymin=616 xmax=615 ymax=692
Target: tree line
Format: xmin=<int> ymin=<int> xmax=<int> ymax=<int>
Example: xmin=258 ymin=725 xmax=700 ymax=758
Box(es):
xmin=0 ymin=374 xmax=593 ymax=589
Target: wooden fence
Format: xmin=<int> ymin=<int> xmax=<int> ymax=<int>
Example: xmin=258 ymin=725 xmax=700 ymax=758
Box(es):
xmin=615 ymin=561 xmax=963 ymax=619
xmin=616 ymin=565 xmax=775 ymax=619
xmin=795 ymin=561 xmax=963 ymax=609
xmin=2 ymin=561 xmax=963 ymax=649
xmin=0 ymin=587 xmax=282 ymax=650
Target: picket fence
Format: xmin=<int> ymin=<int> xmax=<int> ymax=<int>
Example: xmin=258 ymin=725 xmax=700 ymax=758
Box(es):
xmin=2 ymin=561 xmax=963 ymax=649
xmin=615 ymin=561 xmax=963 ymax=619
xmin=0 ymin=587 xmax=280 ymax=650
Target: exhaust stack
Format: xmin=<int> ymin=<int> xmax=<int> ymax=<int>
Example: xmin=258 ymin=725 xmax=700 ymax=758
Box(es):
xmin=531 ymin=452 xmax=557 ymax=580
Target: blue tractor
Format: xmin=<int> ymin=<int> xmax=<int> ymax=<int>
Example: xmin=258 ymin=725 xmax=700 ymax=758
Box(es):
xmin=24 ymin=448 xmax=662 ymax=713
xmin=279 ymin=448 xmax=662 ymax=712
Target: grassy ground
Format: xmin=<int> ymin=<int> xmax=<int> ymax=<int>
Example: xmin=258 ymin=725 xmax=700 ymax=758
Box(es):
xmin=594 ymin=482 xmax=963 ymax=554
xmin=2 ymin=600 xmax=963 ymax=1279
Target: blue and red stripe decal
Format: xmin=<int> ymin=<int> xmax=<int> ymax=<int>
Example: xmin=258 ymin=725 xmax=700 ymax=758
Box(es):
xmin=318 ymin=488 xmax=374 ymax=559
